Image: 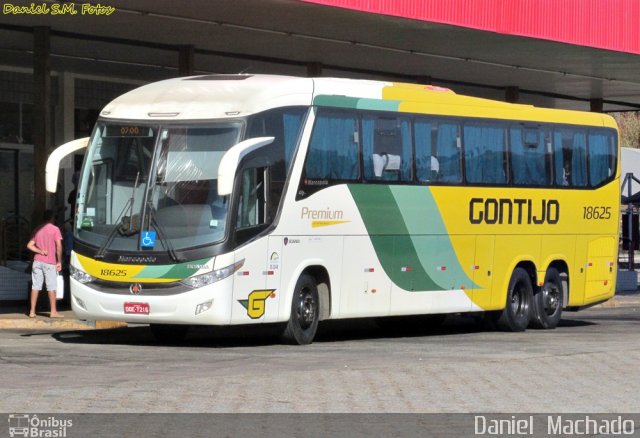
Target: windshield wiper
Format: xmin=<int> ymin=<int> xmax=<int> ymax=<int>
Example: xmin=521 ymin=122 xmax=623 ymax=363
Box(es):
xmin=145 ymin=202 xmax=181 ymax=263
xmin=95 ymin=172 xmax=140 ymax=259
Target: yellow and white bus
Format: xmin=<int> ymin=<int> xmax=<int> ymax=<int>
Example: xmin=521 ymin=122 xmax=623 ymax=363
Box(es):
xmin=47 ymin=75 xmax=619 ymax=344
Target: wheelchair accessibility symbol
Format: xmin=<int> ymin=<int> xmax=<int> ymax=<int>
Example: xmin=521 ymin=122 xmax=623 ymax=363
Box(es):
xmin=141 ymin=231 xmax=156 ymax=248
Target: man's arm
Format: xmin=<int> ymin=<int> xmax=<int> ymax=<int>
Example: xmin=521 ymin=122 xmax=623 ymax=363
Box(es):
xmin=56 ymin=240 xmax=63 ymax=271
xmin=27 ymin=239 xmax=46 ymax=256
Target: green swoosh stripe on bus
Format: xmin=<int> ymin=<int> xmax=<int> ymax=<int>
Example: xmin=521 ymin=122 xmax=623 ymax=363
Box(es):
xmin=348 ymin=185 xmax=476 ymax=291
xmin=133 ymin=257 xmax=213 ymax=280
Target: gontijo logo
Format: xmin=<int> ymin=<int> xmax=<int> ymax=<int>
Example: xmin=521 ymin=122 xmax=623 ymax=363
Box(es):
xmin=8 ymin=414 xmax=72 ymax=437
xmin=238 ymin=289 xmax=276 ymax=319
xmin=469 ymin=197 xmax=560 ymax=225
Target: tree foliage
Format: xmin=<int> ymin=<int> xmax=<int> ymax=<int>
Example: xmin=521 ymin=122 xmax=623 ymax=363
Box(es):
xmin=612 ymin=112 xmax=640 ymax=148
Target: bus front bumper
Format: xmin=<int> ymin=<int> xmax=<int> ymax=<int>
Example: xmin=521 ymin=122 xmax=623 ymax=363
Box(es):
xmin=69 ymin=277 xmax=234 ymax=325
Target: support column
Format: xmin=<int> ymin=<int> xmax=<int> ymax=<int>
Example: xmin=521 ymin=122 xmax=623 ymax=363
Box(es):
xmin=58 ymin=72 xmax=75 ymax=218
xmin=61 ymin=72 xmax=75 ymax=143
xmin=178 ymin=45 xmax=195 ymax=77
xmin=32 ymin=26 xmax=51 ymax=226
xmin=306 ymin=62 xmax=322 ymax=77
xmin=505 ymin=86 xmax=519 ymax=103
xmin=590 ymin=98 xmax=604 ymax=113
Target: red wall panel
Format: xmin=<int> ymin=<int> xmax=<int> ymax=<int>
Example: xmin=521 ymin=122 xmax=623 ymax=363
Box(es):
xmin=300 ymin=0 xmax=640 ymax=55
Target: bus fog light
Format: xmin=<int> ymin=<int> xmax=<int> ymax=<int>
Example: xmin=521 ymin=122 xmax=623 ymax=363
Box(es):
xmin=74 ymin=296 xmax=86 ymax=310
xmin=195 ymin=300 xmax=213 ymax=315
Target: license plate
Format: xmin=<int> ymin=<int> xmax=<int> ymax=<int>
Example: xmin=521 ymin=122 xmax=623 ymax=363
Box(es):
xmin=124 ymin=302 xmax=150 ymax=315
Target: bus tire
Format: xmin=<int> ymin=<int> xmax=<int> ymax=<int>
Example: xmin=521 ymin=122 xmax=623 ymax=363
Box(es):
xmin=281 ymin=274 xmax=319 ymax=345
xmin=530 ymin=268 xmax=563 ymax=329
xmin=150 ymin=324 xmax=189 ymax=343
xmin=496 ymin=267 xmax=532 ymax=332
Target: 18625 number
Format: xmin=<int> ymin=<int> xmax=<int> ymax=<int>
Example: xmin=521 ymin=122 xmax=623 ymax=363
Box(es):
xmin=583 ymin=206 xmax=611 ymax=220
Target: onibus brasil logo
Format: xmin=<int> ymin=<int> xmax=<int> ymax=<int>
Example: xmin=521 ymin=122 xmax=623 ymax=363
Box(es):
xmin=8 ymin=414 xmax=72 ymax=437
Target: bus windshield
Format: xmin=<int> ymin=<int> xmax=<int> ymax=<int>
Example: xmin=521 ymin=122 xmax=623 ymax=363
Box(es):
xmin=75 ymin=122 xmax=242 ymax=253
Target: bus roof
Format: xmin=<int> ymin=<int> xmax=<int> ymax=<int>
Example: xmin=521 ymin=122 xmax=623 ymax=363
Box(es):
xmin=100 ymin=74 xmax=617 ymax=129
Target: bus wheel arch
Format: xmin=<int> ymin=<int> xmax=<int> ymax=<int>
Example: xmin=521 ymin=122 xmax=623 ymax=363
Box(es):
xmin=303 ymin=265 xmax=331 ymax=321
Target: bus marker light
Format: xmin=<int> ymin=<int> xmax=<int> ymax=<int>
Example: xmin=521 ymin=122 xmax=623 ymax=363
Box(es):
xmin=364 ymin=268 xmax=374 ymax=273
xmin=436 ymin=266 xmax=447 ymax=271
xmin=401 ymin=266 xmax=412 ymax=272
xmin=470 ymin=265 xmax=479 ymax=270
xmin=262 ymin=271 xmax=275 ymax=276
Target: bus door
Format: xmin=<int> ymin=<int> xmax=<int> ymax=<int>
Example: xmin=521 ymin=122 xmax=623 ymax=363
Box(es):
xmin=231 ymin=166 xmax=279 ymax=323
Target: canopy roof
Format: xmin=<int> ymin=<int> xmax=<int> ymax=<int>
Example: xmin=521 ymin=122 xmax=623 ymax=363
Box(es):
xmin=2 ymin=0 xmax=640 ymax=111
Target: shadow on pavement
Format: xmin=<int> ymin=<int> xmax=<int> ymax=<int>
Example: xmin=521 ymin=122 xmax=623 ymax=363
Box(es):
xmin=46 ymin=313 xmax=600 ymax=349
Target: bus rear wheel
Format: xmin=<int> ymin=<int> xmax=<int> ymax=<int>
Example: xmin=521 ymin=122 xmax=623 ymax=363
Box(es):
xmin=281 ymin=274 xmax=319 ymax=345
xmin=150 ymin=324 xmax=189 ymax=343
xmin=495 ymin=267 xmax=532 ymax=332
xmin=530 ymin=268 xmax=563 ymax=329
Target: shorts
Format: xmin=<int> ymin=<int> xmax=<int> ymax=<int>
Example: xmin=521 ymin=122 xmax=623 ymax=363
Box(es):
xmin=31 ymin=260 xmax=58 ymax=291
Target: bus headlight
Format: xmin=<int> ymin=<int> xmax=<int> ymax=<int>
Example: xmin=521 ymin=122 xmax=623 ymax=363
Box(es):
xmin=181 ymin=259 xmax=244 ymax=289
xmin=70 ymin=265 xmax=95 ymax=284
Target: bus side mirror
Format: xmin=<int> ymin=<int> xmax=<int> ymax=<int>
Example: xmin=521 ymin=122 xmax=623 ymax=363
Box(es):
xmin=217 ymin=136 xmax=274 ymax=196
xmin=46 ymin=137 xmax=90 ymax=193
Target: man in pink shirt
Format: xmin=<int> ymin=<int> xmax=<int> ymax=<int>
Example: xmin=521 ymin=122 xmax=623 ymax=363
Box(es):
xmin=26 ymin=210 xmax=63 ymax=318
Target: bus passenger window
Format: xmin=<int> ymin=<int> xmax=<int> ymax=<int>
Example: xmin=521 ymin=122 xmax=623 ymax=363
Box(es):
xmin=553 ymin=129 xmax=587 ymax=187
xmin=464 ymin=123 xmax=507 ymax=184
xmin=510 ymin=126 xmax=550 ymax=186
xmin=589 ymin=130 xmax=616 ymax=186
xmin=305 ymin=113 xmax=358 ymax=181
xmin=363 ymin=116 xmax=412 ymax=181
xmin=415 ymin=120 xmax=461 ymax=183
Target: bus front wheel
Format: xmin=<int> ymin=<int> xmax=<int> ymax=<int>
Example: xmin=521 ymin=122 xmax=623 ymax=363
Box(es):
xmin=495 ymin=267 xmax=532 ymax=332
xmin=281 ymin=274 xmax=319 ymax=345
xmin=530 ymin=268 xmax=563 ymax=329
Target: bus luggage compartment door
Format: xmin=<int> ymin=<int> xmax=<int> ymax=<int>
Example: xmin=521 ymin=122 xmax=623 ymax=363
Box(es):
xmin=584 ymin=236 xmax=616 ymax=302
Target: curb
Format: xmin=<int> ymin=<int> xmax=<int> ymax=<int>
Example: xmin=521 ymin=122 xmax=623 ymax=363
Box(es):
xmin=0 ymin=317 xmax=127 ymax=330
xmin=598 ymin=297 xmax=640 ymax=308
